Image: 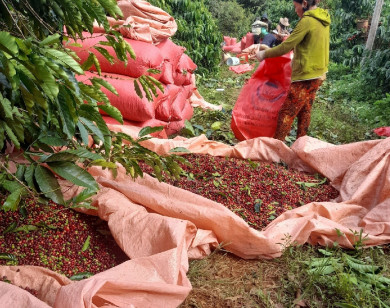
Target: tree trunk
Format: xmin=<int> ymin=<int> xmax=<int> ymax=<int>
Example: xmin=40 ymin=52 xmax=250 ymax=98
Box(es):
xmin=365 ymin=0 xmax=384 ymax=51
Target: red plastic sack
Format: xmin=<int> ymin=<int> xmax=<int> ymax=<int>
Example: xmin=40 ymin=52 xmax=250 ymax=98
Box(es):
xmin=155 ymin=84 xmax=181 ymax=121
xmin=228 ymin=63 xmax=254 ymax=74
xmin=222 ymin=43 xmax=242 ymax=54
xmin=245 ymin=32 xmax=254 ymax=49
xmin=156 ymin=39 xmax=185 ymax=69
xmin=66 ymin=33 xmax=163 ymax=79
xmin=155 ymin=85 xmax=193 ymax=122
xmin=77 ymin=72 xmax=161 ymax=122
xmin=231 ymin=54 xmax=292 ymax=140
xmin=373 ymin=127 xmax=390 ymax=137
xmin=173 ymin=53 xmax=197 ymax=86
xmin=164 ymin=103 xmax=194 ymax=136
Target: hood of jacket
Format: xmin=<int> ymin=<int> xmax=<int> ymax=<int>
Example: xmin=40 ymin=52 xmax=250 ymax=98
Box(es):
xmin=304 ymin=8 xmax=331 ymax=26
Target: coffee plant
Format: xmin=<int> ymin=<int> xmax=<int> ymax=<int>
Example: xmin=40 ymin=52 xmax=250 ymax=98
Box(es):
xmin=207 ymin=0 xmax=254 ymax=39
xmin=148 ymin=0 xmax=222 ymax=73
xmin=0 ymin=1 xmax=184 ymax=211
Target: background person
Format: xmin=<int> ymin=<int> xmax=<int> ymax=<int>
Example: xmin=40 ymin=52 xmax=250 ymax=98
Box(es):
xmin=256 ymin=0 xmax=330 ymax=141
xmin=259 ymin=30 xmax=280 ymax=50
xmin=252 ymin=17 xmax=268 ymax=44
xmin=276 ymin=17 xmax=290 ymax=37
xmin=260 ymin=13 xmax=272 ymax=32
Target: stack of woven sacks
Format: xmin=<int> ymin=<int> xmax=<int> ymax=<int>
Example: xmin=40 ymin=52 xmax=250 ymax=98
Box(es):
xmin=223 ymin=33 xmax=255 ymax=54
xmin=68 ymin=0 xmax=201 ymax=138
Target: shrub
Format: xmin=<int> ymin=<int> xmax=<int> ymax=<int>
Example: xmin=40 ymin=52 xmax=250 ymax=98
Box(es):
xmin=149 ymin=0 xmax=222 ymax=73
xmin=208 ymin=0 xmax=254 ymax=39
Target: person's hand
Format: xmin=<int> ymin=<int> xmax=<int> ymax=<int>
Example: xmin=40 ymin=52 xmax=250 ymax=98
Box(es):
xmin=256 ymin=50 xmax=266 ymax=62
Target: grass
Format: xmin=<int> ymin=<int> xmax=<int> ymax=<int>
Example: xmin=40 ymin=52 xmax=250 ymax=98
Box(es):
xmin=178 ymin=62 xmax=389 ymax=307
xmin=181 ymin=242 xmax=390 ymax=307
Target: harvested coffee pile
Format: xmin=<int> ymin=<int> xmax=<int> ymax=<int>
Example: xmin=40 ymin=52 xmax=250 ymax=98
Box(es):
xmin=0 ymin=198 xmax=129 ymax=278
xmin=156 ymin=154 xmax=339 ymax=230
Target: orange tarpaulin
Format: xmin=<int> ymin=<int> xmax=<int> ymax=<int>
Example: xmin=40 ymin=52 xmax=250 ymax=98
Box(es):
xmin=1 ymin=135 xmax=389 ymax=307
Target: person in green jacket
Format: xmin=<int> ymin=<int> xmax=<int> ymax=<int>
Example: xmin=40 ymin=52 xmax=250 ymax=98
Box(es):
xmin=256 ymin=0 xmax=330 ymax=141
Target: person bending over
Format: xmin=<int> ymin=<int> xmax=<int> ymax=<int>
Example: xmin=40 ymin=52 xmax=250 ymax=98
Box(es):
xmin=256 ymin=0 xmax=330 ymax=141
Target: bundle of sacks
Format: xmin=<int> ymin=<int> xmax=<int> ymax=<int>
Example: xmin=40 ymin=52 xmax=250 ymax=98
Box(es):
xmin=66 ymin=0 xmax=202 ymax=138
xmin=223 ymin=33 xmax=255 ymax=54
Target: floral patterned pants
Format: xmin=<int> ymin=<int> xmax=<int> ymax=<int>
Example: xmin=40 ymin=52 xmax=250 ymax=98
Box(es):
xmin=274 ymin=78 xmax=323 ymax=141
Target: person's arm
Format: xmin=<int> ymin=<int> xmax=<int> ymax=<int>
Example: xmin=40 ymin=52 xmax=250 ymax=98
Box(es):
xmin=264 ymin=17 xmax=310 ymax=59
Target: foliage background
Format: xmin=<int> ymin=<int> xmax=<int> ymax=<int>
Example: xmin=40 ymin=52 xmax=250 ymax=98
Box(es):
xmin=148 ymin=0 xmax=222 ymax=74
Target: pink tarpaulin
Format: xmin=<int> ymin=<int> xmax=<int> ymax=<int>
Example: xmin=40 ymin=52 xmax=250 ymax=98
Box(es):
xmin=1 ymin=135 xmax=389 ymax=307
xmin=228 ymin=63 xmax=255 ymax=74
xmin=93 ymin=0 xmax=177 ymax=44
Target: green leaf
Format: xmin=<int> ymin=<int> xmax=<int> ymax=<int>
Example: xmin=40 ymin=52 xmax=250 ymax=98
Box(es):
xmin=0 ymin=253 xmax=18 ymax=262
xmin=345 ymin=258 xmax=381 ymax=274
xmin=2 ymin=188 xmax=24 ymax=212
xmin=13 ymin=225 xmax=38 ymax=233
xmin=80 ymin=53 xmax=96 ymax=71
xmin=91 ymin=77 xmax=118 ymax=95
xmin=65 ymin=148 xmax=103 ymax=161
xmin=56 ymin=95 xmax=76 ymax=139
xmin=0 ymin=124 xmax=5 ymax=150
xmin=30 ymin=55 xmax=59 ymax=100
xmin=34 ymin=165 xmax=65 ymax=205
xmin=42 ymin=48 xmax=84 ymax=74
xmin=133 ymin=80 xmax=143 ymax=99
xmin=71 ymin=187 xmax=97 ymax=204
xmin=0 ymin=96 xmax=14 ymax=119
xmin=138 ymin=126 xmax=164 ymax=138
xmin=211 ymin=121 xmax=222 ymax=131
xmin=40 ymin=152 xmax=79 ymax=163
xmin=47 ymin=161 xmax=98 ymax=190
xmin=96 ymin=0 xmax=123 ymax=17
xmin=2 ymin=121 xmax=20 ymax=148
xmin=76 ymin=121 xmax=90 ymax=145
xmin=0 ymin=31 xmax=18 ymax=55
xmin=97 ymin=104 xmax=123 ymax=124
xmin=69 ymin=272 xmax=94 ymax=281
xmin=39 ymin=34 xmax=61 ymax=46
xmin=81 ymin=235 xmax=91 ymax=251
xmin=308 ymin=265 xmax=336 ymax=275
xmin=15 ymin=164 xmax=26 ymax=181
xmin=1 ymin=179 xmax=24 ymax=193
xmin=90 ymin=159 xmax=117 ymax=169
xmin=38 ymin=136 xmax=67 ymax=147
xmin=79 ymin=116 xmax=105 ymax=142
xmin=94 ymin=46 xmax=115 ymax=64
xmin=318 ymin=249 xmax=333 ymax=256
xmin=3 ymin=221 xmax=18 ymax=234
xmin=184 ymin=120 xmax=195 ymax=136
xmin=169 ymin=147 xmax=190 ymax=153
xmin=24 ymin=165 xmax=36 ymax=189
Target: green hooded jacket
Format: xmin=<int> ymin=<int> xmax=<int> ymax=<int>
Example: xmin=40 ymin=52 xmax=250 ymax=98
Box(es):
xmin=264 ymin=8 xmax=331 ymax=81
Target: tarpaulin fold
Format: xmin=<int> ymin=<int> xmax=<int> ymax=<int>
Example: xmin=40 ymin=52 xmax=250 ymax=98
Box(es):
xmin=1 ymin=135 xmax=389 ymax=307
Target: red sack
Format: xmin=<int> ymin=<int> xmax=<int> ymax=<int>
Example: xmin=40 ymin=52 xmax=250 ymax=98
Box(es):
xmin=373 ymin=127 xmax=390 ymax=137
xmin=164 ymin=102 xmax=194 ymax=136
xmin=77 ymin=71 xmax=161 ymax=122
xmin=245 ymin=32 xmax=254 ymax=49
xmin=156 ymin=39 xmax=185 ymax=69
xmin=231 ymin=54 xmax=292 ymax=140
xmin=67 ymin=33 xmax=163 ymax=79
